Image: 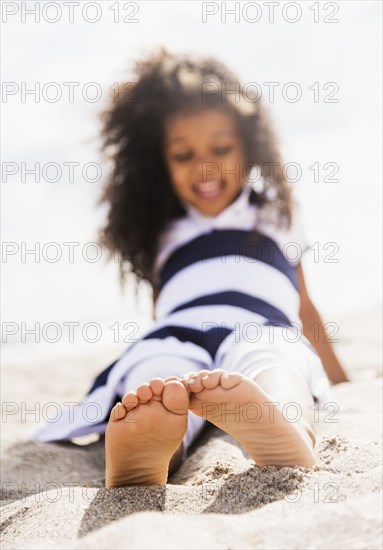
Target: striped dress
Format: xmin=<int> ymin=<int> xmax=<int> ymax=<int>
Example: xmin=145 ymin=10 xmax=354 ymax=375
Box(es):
xmin=34 ymin=184 xmax=318 ymax=442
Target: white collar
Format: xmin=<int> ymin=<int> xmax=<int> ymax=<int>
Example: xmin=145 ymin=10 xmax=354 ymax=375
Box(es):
xmin=154 ymin=184 xmax=258 ymax=282
xmin=179 ymin=184 xmax=254 ymax=226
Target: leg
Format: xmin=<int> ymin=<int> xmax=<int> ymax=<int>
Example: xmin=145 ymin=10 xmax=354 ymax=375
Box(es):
xmin=254 ymin=367 xmax=316 ymax=447
xmin=105 ymin=378 xmax=189 ymax=487
xmin=122 ymin=356 xmax=208 ymax=460
xmin=185 ymin=328 xmax=318 ymax=467
xmin=106 ymin=356 xmax=208 ymax=487
xmin=184 ymin=368 xmax=316 ymax=468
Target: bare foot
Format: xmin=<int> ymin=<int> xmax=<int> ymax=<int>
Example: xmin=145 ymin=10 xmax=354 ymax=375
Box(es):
xmin=184 ymin=369 xmax=316 ymax=468
xmin=105 ymin=378 xmax=189 ymax=487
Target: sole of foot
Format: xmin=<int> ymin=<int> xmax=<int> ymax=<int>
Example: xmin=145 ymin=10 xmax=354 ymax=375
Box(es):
xmin=105 ymin=377 xmax=189 ymax=487
xmin=184 ymin=369 xmax=316 ymax=468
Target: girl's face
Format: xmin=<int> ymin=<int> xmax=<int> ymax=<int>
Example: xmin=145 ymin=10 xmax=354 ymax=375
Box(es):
xmin=163 ymin=108 xmax=246 ymax=217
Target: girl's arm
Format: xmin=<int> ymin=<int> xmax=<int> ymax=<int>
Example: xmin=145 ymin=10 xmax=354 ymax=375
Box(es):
xmin=297 ymin=263 xmax=350 ymax=384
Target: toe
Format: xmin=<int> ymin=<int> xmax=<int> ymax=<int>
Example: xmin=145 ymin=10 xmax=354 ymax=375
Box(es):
xmin=162 ymin=380 xmax=189 ymax=415
xmin=184 ymin=370 xmax=210 ymax=383
xmin=220 ymin=372 xmax=244 ymax=390
xmin=201 ymin=369 xmax=226 ymax=389
xmin=164 ymin=375 xmax=180 ymax=382
xmin=122 ymin=391 xmax=139 ymax=409
xmin=110 ymin=402 xmax=127 ymax=422
xmin=150 ymin=377 xmax=165 ymax=396
xmin=136 ymin=383 xmax=153 ymax=402
xmin=185 ymin=370 xmax=211 ymax=393
xmin=177 ymin=377 xmax=192 ymax=393
xmin=186 ymin=376 xmax=204 ymax=393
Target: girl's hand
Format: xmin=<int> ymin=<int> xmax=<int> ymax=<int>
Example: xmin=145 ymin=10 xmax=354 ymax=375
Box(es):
xmin=328 ymin=369 xmax=351 ymax=385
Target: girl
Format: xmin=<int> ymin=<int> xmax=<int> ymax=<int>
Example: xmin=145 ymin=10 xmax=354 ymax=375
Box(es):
xmin=34 ymin=48 xmax=349 ymax=487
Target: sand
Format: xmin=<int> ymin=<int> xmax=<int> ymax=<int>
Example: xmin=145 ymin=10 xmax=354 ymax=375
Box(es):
xmin=1 ymin=309 xmax=382 ymax=549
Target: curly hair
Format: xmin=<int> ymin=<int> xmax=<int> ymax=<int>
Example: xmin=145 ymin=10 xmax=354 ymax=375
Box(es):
xmin=98 ymin=47 xmax=293 ymax=292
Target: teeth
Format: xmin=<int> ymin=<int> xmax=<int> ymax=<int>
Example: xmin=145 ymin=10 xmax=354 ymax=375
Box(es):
xmin=196 ymin=180 xmax=221 ymax=191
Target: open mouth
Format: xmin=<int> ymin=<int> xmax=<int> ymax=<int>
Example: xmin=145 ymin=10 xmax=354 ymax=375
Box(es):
xmin=193 ymin=179 xmax=225 ymax=199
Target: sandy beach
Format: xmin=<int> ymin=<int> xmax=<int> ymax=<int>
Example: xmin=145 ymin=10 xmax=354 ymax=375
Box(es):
xmin=1 ymin=1 xmax=381 ymax=548
xmin=1 ymin=308 xmax=382 ymax=549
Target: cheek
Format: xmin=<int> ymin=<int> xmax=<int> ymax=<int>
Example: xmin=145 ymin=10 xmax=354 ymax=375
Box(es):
xmin=221 ymin=153 xmax=245 ymax=179
xmin=168 ymin=163 xmax=191 ymax=191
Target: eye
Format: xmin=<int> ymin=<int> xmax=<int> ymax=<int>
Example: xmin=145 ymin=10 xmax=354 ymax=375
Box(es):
xmin=172 ymin=152 xmax=193 ymax=162
xmin=213 ymin=145 xmax=233 ymax=155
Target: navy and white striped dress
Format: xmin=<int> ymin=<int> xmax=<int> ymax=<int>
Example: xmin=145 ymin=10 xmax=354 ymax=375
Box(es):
xmin=34 ymin=184 xmax=321 ymax=442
